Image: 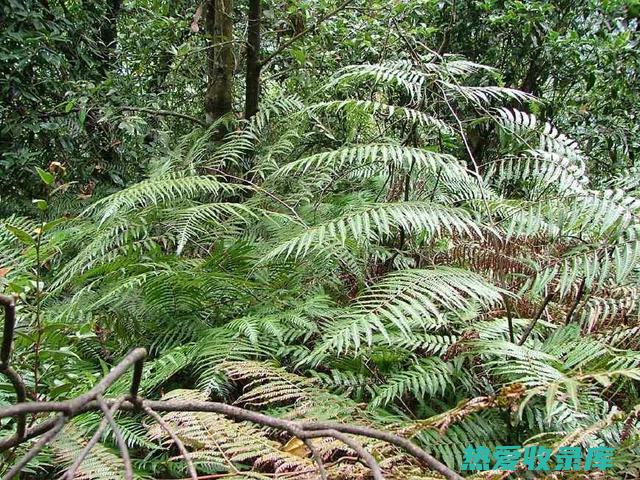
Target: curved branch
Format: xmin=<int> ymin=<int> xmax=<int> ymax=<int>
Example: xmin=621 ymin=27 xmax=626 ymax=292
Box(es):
xmin=96 ymin=395 xmax=133 ymax=480
xmin=64 ymin=398 xmax=126 ymax=480
xmin=303 ymin=429 xmax=383 ymax=480
xmin=142 ymin=404 xmax=198 ymax=480
xmin=302 ymin=438 xmax=327 ymax=480
xmin=1 ymin=415 xmax=66 ymax=480
xmin=301 ymin=421 xmax=464 ymax=480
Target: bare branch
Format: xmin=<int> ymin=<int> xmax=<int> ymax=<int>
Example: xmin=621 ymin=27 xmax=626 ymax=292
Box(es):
xmin=65 ymin=398 xmax=126 ymax=480
xmin=301 ymin=421 xmax=465 ymax=480
xmin=302 ymin=438 xmax=327 ymax=480
xmin=130 ymin=356 xmax=145 ymax=401
xmin=65 ymin=348 xmax=147 ymax=415
xmin=142 ymin=404 xmax=198 ymax=480
xmin=96 ymin=395 xmax=133 ymax=480
xmin=518 ymin=290 xmax=556 ymax=345
xmin=303 ymin=429 xmax=383 ymax=480
xmin=2 ymin=415 xmax=66 ymax=480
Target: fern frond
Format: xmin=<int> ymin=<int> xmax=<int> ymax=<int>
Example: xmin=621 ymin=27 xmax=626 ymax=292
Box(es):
xmin=371 ymin=358 xmax=453 ymax=408
xmin=221 ymin=361 xmax=316 ymax=406
xmin=441 ymin=82 xmax=534 ymax=106
xmin=308 ymin=100 xmax=453 ymax=133
xmin=54 ymin=425 xmax=136 ymax=480
xmin=262 ymin=202 xmax=483 ymax=262
xmin=148 ymin=389 xmax=312 ymax=475
xmin=168 ymin=202 xmax=261 ymax=255
xmin=319 ymin=267 xmax=502 ymax=354
xmin=84 ymin=175 xmax=247 ymax=223
xmin=275 ymin=144 xmax=467 ymax=179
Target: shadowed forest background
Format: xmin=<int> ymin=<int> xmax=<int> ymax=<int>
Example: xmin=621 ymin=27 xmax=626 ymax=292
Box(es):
xmin=1 ymin=0 xmax=640 ymax=478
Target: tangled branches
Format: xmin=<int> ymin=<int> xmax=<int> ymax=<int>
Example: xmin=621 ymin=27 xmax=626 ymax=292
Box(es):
xmin=0 ymin=294 xmax=463 ymax=480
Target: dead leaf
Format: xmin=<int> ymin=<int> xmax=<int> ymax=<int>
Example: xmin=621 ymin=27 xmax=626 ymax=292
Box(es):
xmin=280 ymin=436 xmax=309 ymax=458
xmin=191 ymin=4 xmax=202 ymax=33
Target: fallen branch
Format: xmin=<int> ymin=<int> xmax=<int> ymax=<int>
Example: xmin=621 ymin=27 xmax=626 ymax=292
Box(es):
xmin=0 ymin=297 xmax=463 ymax=480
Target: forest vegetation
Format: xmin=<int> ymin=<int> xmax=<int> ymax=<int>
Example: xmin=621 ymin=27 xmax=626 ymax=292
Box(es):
xmin=1 ymin=0 xmax=640 ymax=478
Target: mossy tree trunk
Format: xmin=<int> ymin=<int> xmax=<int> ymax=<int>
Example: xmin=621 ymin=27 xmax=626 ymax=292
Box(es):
xmin=244 ymin=0 xmax=262 ymax=119
xmin=204 ymin=0 xmax=235 ymax=124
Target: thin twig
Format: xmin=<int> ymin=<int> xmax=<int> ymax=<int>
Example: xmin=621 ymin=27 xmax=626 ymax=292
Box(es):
xmin=130 ymin=356 xmax=145 ymax=401
xmin=518 ymin=290 xmax=557 ymax=346
xmin=565 ymin=277 xmax=586 ymax=325
xmin=301 ymin=421 xmax=464 ymax=480
xmin=65 ymin=398 xmax=126 ymax=480
xmin=96 ymin=395 xmax=133 ymax=480
xmin=302 ymin=438 xmax=328 ymax=480
xmin=505 ymin=298 xmax=515 ymax=343
xmin=142 ymin=404 xmax=198 ymax=480
xmin=303 ymin=429 xmax=383 ymax=480
xmin=1 ymin=415 xmax=66 ymax=480
xmin=65 ymin=348 xmax=147 ymax=415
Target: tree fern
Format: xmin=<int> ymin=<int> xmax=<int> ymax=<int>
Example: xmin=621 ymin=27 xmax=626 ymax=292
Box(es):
xmin=370 ymin=358 xmax=453 ymax=408
xmin=316 ymin=267 xmax=502 ymax=354
xmin=262 ymin=202 xmax=483 ymax=262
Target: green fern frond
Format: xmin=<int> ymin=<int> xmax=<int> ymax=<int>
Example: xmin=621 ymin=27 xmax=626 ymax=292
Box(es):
xmin=318 ymin=267 xmax=502 ymax=354
xmin=84 ymin=175 xmax=247 ymax=223
xmin=371 ymin=358 xmax=453 ymax=408
xmin=54 ymin=425 xmax=138 ymax=480
xmin=168 ymin=202 xmax=261 ymax=255
xmin=442 ymin=82 xmax=534 ymax=105
xmin=275 ymin=144 xmax=467 ymax=179
xmin=308 ymin=100 xmax=453 ymax=133
xmin=262 ymin=202 xmax=483 ymax=262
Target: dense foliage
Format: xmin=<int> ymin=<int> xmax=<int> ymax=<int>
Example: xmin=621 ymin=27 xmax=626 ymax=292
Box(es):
xmin=2 ymin=0 xmax=640 ymax=478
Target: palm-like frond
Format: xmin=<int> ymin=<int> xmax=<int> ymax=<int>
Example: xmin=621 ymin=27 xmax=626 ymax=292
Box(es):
xmin=308 ymin=100 xmax=453 ymax=133
xmin=317 ymin=267 xmax=502 ymax=354
xmin=371 ymin=358 xmax=453 ymax=407
xmin=84 ymin=175 xmax=247 ymax=223
xmin=262 ymin=202 xmax=483 ymax=262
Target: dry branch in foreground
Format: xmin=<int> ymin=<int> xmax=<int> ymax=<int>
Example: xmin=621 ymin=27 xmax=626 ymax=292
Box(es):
xmin=0 ymin=294 xmax=463 ymax=480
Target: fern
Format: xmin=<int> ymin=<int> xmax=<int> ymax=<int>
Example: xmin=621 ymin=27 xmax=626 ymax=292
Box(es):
xmin=371 ymin=358 xmax=453 ymax=408
xmin=317 ymin=267 xmax=502 ymax=354
xmin=262 ymin=202 xmax=483 ymax=262
xmin=84 ymin=175 xmax=247 ymax=223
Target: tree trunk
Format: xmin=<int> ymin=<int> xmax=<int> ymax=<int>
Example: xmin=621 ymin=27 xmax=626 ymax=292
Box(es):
xmin=244 ymin=0 xmax=262 ymax=119
xmin=97 ymin=0 xmax=122 ymax=77
xmin=204 ymin=0 xmax=235 ymax=124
